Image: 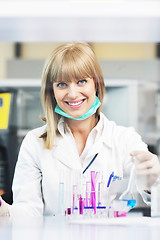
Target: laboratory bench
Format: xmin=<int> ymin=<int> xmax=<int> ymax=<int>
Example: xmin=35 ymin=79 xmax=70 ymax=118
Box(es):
xmin=0 ymin=215 xmax=160 ymax=240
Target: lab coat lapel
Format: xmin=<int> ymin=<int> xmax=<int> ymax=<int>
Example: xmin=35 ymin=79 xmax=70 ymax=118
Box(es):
xmin=85 ymin=138 xmax=103 ymax=160
xmin=82 ymin=138 xmax=104 ymax=173
xmin=52 ymin=136 xmax=82 ymax=170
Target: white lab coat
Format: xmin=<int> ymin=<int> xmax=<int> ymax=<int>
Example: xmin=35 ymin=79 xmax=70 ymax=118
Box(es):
xmin=9 ymin=113 xmax=149 ymax=216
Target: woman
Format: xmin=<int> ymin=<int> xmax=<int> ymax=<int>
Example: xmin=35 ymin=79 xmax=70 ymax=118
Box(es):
xmin=0 ymin=42 xmax=160 ymax=216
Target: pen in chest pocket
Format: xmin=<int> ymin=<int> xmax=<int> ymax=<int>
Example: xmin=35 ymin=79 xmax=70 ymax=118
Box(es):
xmin=82 ymin=153 xmax=99 ymax=174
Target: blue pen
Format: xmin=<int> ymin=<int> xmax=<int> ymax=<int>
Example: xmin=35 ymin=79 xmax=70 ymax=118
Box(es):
xmin=113 ymin=175 xmax=121 ymax=181
xmin=83 ymin=153 xmax=98 ymax=174
xmin=107 ymin=171 xmax=114 ymax=188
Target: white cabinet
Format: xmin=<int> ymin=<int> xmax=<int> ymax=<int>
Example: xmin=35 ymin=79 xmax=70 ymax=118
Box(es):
xmin=102 ymin=80 xmax=138 ymax=131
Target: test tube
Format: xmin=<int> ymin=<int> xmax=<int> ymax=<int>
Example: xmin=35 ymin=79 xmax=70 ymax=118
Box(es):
xmin=73 ymin=184 xmax=78 ymax=213
xmin=79 ymin=194 xmax=84 ymax=215
xmin=98 ymin=182 xmax=102 ymax=206
xmin=65 ymin=170 xmax=73 ymax=215
xmin=91 ymin=171 xmax=96 ymax=214
xmin=86 ymin=181 xmax=91 ymax=207
xmin=58 ymin=170 xmax=65 ymax=215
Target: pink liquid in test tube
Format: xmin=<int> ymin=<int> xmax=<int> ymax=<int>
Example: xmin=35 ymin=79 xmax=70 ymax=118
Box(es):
xmin=79 ymin=195 xmax=84 ymax=215
xmin=91 ymin=171 xmax=96 ymax=214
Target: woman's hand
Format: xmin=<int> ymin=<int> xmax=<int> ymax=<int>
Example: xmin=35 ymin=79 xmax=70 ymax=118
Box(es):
xmin=0 ymin=196 xmax=10 ymax=216
xmin=130 ymin=151 xmax=160 ymax=190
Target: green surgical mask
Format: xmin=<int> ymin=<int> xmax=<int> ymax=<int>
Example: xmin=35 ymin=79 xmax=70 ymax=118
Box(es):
xmin=55 ymin=96 xmax=101 ymax=120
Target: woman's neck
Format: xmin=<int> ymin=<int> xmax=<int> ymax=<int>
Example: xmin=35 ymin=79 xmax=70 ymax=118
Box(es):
xmin=67 ymin=115 xmax=98 ymax=135
xmin=66 ymin=115 xmax=99 ymax=156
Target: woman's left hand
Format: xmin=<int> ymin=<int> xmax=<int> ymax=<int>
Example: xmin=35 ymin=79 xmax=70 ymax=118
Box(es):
xmin=130 ymin=151 xmax=160 ymax=190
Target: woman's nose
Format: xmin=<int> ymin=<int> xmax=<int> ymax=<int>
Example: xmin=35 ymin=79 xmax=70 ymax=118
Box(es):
xmin=67 ymin=84 xmax=78 ymax=99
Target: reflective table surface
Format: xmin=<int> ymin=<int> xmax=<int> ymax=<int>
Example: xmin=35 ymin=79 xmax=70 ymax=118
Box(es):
xmin=0 ymin=216 xmax=160 ymax=240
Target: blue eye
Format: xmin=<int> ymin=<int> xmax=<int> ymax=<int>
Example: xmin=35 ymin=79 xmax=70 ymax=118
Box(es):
xmin=78 ymin=79 xmax=87 ymax=85
xmin=57 ymin=82 xmax=67 ymax=88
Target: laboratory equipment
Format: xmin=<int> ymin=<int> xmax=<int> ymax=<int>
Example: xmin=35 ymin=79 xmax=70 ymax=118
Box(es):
xmin=79 ymin=195 xmax=84 ymax=215
xmin=58 ymin=182 xmax=64 ymax=215
xmin=111 ymin=200 xmax=128 ymax=218
xmin=119 ymin=165 xmax=136 ymax=209
xmin=58 ymin=170 xmax=131 ymax=219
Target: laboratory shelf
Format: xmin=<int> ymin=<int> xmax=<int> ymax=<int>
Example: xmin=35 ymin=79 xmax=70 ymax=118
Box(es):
xmin=0 ymin=79 xmax=41 ymax=89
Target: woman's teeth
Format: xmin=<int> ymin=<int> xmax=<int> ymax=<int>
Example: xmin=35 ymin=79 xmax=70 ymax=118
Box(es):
xmin=67 ymin=100 xmax=83 ymax=106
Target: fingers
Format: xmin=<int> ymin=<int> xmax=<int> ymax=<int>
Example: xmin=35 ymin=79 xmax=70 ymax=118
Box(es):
xmin=131 ymin=151 xmax=160 ymax=173
xmin=130 ymin=150 xmax=154 ymax=163
xmin=130 ymin=150 xmax=160 ymax=189
xmin=136 ymin=166 xmax=158 ymax=176
xmin=136 ymin=159 xmax=154 ymax=171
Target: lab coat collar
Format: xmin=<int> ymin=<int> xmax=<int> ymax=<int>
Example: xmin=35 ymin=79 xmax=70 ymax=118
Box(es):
xmin=57 ymin=116 xmax=101 ymax=138
xmin=57 ymin=113 xmax=113 ymax=149
xmin=57 ymin=117 xmax=67 ymax=136
xmin=53 ymin=113 xmax=113 ymax=170
xmin=52 ymin=134 xmax=82 ymax=170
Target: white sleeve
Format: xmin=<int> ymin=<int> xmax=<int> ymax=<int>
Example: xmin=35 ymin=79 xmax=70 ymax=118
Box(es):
xmin=123 ymin=127 xmax=148 ymax=177
xmin=9 ymin=131 xmax=44 ymax=216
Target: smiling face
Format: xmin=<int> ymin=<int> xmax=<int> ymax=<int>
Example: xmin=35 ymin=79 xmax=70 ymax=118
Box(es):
xmin=41 ymin=42 xmax=105 ymax=125
xmin=53 ymin=77 xmax=96 ymax=118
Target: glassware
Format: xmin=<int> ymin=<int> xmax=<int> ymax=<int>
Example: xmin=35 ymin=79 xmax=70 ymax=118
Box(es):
xmin=119 ymin=165 xmax=136 ymax=209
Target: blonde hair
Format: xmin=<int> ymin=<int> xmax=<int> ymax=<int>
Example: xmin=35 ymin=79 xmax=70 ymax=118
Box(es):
xmin=41 ymin=42 xmax=105 ymax=149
